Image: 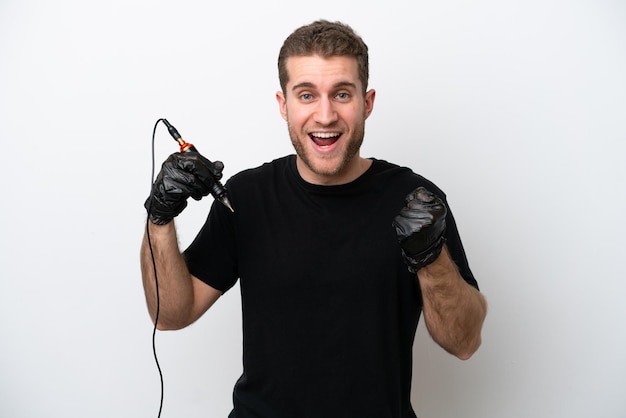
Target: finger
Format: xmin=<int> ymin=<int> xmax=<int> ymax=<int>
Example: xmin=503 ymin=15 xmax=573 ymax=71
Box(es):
xmin=180 ymin=153 xmax=224 ymax=182
xmin=415 ymin=188 xmax=435 ymax=202
xmin=405 ymin=186 xmax=427 ymax=202
xmin=400 ymin=205 xmax=434 ymax=222
xmin=213 ymin=160 xmax=224 ymax=172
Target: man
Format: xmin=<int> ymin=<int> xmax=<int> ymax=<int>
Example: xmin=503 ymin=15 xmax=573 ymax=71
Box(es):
xmin=141 ymin=20 xmax=487 ymax=418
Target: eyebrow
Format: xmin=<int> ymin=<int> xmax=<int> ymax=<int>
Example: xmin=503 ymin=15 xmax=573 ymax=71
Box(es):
xmin=291 ymin=81 xmax=358 ymax=92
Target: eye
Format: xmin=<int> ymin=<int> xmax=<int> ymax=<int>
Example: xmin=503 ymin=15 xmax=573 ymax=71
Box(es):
xmin=300 ymin=93 xmax=313 ymax=101
xmin=336 ymin=92 xmax=351 ymax=101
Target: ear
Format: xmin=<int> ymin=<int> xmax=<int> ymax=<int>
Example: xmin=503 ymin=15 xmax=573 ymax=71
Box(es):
xmin=364 ymin=89 xmax=376 ymax=119
xmin=276 ymin=91 xmax=288 ymax=121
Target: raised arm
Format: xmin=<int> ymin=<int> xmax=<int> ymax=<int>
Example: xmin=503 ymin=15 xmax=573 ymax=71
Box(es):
xmin=140 ymin=151 xmax=226 ymax=330
xmin=417 ymin=247 xmax=486 ymax=359
xmin=393 ymin=187 xmax=487 ymax=359
xmin=140 ymin=222 xmax=222 ymax=330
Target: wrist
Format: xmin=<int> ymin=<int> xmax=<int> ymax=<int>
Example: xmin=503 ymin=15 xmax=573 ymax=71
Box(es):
xmin=147 ymin=213 xmax=173 ymax=226
xmin=401 ymin=234 xmax=446 ymax=273
xmin=144 ymin=195 xmax=185 ymax=226
xmin=418 ymin=246 xmax=457 ymax=278
xmin=146 ymin=217 xmax=176 ymax=233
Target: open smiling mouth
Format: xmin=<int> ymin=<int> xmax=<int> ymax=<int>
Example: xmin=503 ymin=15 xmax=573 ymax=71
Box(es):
xmin=310 ymin=132 xmax=341 ymax=147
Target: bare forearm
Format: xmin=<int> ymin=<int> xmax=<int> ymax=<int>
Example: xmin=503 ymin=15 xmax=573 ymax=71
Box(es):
xmin=140 ymin=221 xmax=195 ymax=330
xmin=418 ymin=246 xmax=487 ymax=360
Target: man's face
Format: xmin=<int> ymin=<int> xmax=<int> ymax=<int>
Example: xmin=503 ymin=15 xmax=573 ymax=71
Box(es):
xmin=276 ymin=55 xmax=376 ymax=185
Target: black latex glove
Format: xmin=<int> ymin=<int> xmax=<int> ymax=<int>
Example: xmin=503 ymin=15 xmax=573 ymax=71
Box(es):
xmin=145 ymin=152 xmax=224 ymax=225
xmin=392 ymin=187 xmax=447 ymax=273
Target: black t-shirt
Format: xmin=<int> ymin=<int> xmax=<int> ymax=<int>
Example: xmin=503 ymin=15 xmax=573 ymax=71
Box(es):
xmin=184 ymin=155 xmax=477 ymax=418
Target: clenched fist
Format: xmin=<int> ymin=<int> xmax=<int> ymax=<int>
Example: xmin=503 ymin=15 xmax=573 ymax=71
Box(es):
xmin=392 ymin=187 xmax=447 ymax=273
xmin=145 ymin=152 xmax=224 ymax=225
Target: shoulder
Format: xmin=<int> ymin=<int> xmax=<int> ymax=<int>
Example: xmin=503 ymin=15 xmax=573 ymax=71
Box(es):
xmin=228 ymin=155 xmax=293 ymax=185
xmin=223 ymin=156 xmax=295 ymax=205
xmin=368 ymin=158 xmax=447 ymax=199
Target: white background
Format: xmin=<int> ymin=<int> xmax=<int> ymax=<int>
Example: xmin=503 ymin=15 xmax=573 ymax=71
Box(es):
xmin=1 ymin=0 xmax=625 ymax=417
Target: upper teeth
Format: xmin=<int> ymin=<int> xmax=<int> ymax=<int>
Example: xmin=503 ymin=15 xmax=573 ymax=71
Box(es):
xmin=312 ymin=132 xmax=339 ymax=138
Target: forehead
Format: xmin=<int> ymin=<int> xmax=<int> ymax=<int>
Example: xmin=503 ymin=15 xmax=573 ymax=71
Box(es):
xmin=285 ymin=55 xmax=361 ymax=91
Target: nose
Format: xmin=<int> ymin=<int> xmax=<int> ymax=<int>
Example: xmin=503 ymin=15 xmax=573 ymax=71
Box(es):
xmin=313 ymin=97 xmax=338 ymax=126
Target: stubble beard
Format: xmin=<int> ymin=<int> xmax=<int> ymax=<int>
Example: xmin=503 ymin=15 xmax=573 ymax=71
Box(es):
xmin=288 ymin=119 xmax=366 ymax=179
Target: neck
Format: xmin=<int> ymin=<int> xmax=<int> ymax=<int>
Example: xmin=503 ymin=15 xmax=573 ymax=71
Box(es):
xmin=296 ymin=156 xmax=372 ymax=186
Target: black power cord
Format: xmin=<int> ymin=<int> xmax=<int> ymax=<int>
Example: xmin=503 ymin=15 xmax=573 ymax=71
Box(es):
xmin=146 ymin=118 xmax=166 ymax=418
xmin=145 ymin=118 xmax=233 ymax=417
